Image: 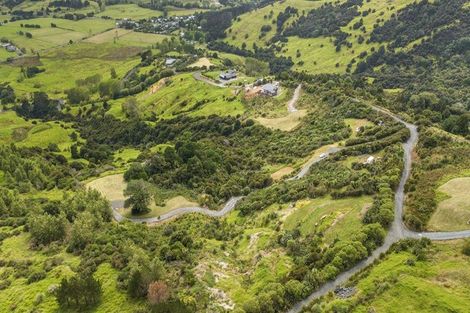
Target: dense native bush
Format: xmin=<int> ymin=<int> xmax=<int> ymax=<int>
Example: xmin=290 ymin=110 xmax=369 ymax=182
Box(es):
xmin=28 ymin=213 xmax=68 ymax=246
xmin=283 ymin=0 xmax=362 ymax=49
xmin=15 ymin=92 xmax=62 ymax=119
xmin=0 ymin=145 xmax=74 ymax=192
xmin=354 ymin=0 xmax=470 ymax=137
xmin=370 ymin=0 xmax=467 ymax=49
xmin=0 ymin=83 xmax=15 ymax=104
xmin=207 ymin=40 xmax=294 ymax=74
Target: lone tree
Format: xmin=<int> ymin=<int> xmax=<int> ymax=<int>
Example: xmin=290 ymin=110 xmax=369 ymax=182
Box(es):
xmin=124 ymin=179 xmax=152 ymax=215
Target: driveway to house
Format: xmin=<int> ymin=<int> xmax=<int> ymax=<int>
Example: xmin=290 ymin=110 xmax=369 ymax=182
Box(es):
xmin=193 ymin=71 xmax=227 ymax=88
xmin=287 ymin=84 xmax=302 ymax=113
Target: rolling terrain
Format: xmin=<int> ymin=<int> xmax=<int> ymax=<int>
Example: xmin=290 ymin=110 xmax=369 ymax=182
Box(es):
xmin=0 ymin=0 xmax=469 ymax=312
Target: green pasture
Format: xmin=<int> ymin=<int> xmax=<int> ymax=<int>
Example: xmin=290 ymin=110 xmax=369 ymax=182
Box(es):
xmin=284 ymin=196 xmax=372 ymax=243
xmin=134 ymin=72 xmax=245 ymax=118
xmin=97 ymin=4 xmax=162 ymax=19
xmin=0 ymin=233 xmax=80 ymax=313
xmin=225 ymin=0 xmax=323 ymax=50
xmin=318 ymin=241 xmax=470 ymax=313
xmin=0 ymin=17 xmax=115 ymax=53
xmin=0 ymin=42 xmax=140 ymax=97
xmin=0 ymin=232 xmax=142 ymax=313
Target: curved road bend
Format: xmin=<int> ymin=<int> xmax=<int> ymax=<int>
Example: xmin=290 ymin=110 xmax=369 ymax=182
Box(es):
xmin=287 ymin=105 xmax=470 ymax=313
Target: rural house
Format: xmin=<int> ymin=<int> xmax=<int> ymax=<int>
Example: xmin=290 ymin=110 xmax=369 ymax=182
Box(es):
xmin=261 ymin=82 xmax=279 ymax=96
xmin=219 ymin=69 xmax=237 ymax=80
xmin=165 ymin=58 xmax=177 ymax=66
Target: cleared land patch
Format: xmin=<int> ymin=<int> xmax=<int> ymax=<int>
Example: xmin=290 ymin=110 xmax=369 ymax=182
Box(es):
xmin=87 ymin=173 xmax=198 ymax=218
xmin=428 ymin=177 xmax=470 ymax=231
xmin=136 ymin=73 xmax=245 ymax=118
xmin=271 ymin=166 xmax=295 ymax=181
xmin=284 ymin=196 xmax=372 ymax=243
xmin=345 ymin=118 xmax=374 ymax=138
xmin=86 ymin=173 xmax=127 ymax=202
xmin=97 ymin=4 xmax=162 ymax=19
xmin=85 ymin=29 xmax=168 ymax=46
xmin=189 ymin=57 xmax=214 ymax=68
xmin=0 ymin=17 xmax=114 ymax=52
xmin=256 ymin=109 xmax=307 ymax=131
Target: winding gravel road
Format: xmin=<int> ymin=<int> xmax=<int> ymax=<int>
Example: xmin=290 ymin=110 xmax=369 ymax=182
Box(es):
xmin=108 ymin=90 xmax=470 ymax=311
xmin=287 ymin=105 xmax=470 ymax=313
xmin=111 ymin=84 xmax=308 ymax=223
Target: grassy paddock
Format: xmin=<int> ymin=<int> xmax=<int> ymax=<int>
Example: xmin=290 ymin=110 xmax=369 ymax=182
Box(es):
xmin=86 ymin=173 xmax=127 ymax=202
xmin=225 ymin=0 xmax=323 ymax=50
xmin=1 ymin=42 xmax=141 ymax=97
xmin=136 ymin=73 xmax=245 ymax=118
xmin=256 ymin=110 xmax=307 ymax=131
xmin=428 ymin=176 xmax=470 ymax=231
xmin=97 ymin=4 xmax=162 ymax=19
xmin=85 ymin=29 xmax=169 ymax=46
xmin=0 ymin=17 xmax=114 ymax=53
xmin=283 ymin=196 xmax=372 ymax=243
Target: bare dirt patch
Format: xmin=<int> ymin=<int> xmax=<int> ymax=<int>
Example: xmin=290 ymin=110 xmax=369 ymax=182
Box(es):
xmin=256 ymin=110 xmax=307 ymax=131
xmin=148 ymin=78 xmax=168 ymax=95
xmin=243 ymin=86 xmax=263 ymax=99
xmin=86 ymin=173 xmax=126 ymax=202
xmin=248 ymin=232 xmax=261 ymax=250
xmin=189 ymin=57 xmax=213 ymax=68
xmin=271 ymin=167 xmax=295 ymax=181
xmin=8 ymin=56 xmax=42 ymax=67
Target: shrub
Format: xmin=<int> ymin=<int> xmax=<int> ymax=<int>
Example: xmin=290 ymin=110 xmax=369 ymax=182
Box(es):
xmin=462 ymin=240 xmax=470 ymax=256
xmin=27 ymin=270 xmax=47 ymax=284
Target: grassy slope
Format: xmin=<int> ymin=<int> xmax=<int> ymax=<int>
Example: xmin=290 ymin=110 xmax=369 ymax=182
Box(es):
xmin=0 ymin=111 xmax=75 ymax=154
xmin=84 ymin=29 xmax=169 ymax=46
xmin=0 ymin=233 xmax=143 ymax=313
xmin=0 ymin=17 xmax=115 ymax=53
xmin=224 ymin=0 xmax=416 ymax=74
xmin=284 ymin=196 xmax=372 ymax=243
xmin=0 ymin=42 xmax=141 ymax=97
xmin=428 ymin=176 xmax=470 ymax=231
xmin=318 ymin=241 xmax=470 ymax=313
xmin=225 ymin=0 xmax=323 ymax=50
xmin=281 ymin=0 xmax=415 ymax=73
xmin=0 ymin=233 xmax=80 ymax=313
xmin=132 ymin=72 xmax=245 ymax=118
xmin=97 ymin=4 xmax=162 ymax=19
